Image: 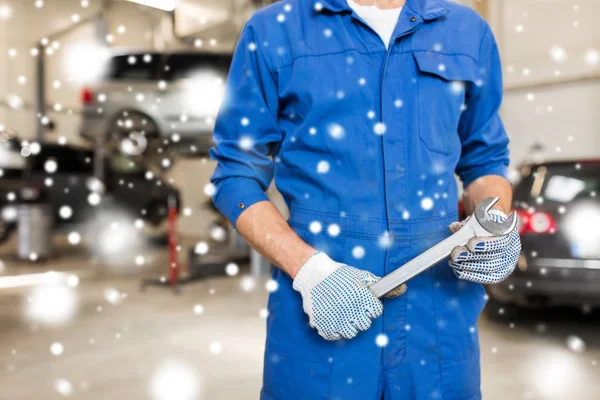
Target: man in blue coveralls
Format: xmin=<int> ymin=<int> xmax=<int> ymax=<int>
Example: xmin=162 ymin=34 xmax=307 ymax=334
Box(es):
xmin=210 ymin=0 xmax=521 ymax=398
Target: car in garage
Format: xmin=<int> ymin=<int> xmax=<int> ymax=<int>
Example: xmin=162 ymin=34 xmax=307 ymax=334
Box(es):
xmin=79 ymin=50 xmax=232 ymax=156
xmin=0 ymin=130 xmax=180 ymax=247
xmin=486 ymin=160 xmax=600 ymax=313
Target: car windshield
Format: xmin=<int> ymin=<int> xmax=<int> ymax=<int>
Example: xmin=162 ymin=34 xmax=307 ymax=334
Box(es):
xmin=105 ymin=53 xmax=161 ymax=80
xmin=163 ymin=53 xmax=232 ymax=81
xmin=515 ymin=163 xmax=600 ymax=203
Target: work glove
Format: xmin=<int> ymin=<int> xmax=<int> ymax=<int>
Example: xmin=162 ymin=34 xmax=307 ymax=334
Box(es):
xmin=448 ymin=209 xmax=521 ymax=284
xmin=293 ymin=252 xmax=406 ymax=341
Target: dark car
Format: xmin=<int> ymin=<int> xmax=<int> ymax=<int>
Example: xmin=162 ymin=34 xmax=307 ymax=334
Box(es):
xmin=0 ymin=131 xmax=180 ymax=246
xmin=486 ymin=160 xmax=600 ymax=312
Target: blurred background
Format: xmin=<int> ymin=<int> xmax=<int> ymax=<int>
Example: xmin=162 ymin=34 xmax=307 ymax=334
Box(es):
xmin=0 ymin=0 xmax=598 ymax=399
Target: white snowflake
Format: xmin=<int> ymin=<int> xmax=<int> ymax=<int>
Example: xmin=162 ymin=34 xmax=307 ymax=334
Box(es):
xmin=59 ymin=206 xmax=73 ymax=219
xmin=225 ymin=263 xmax=239 ymax=276
xmin=194 ymin=242 xmax=209 ymax=255
xmin=209 ymin=341 xmax=223 ymax=354
xmin=239 ymin=136 xmax=254 ymax=151
xmin=54 ymin=378 xmax=73 ymax=396
xmin=104 ymin=288 xmax=122 ymax=305
xmin=240 ymin=276 xmax=256 ymax=292
xmin=549 ymin=46 xmax=568 ymax=63
xmin=88 ymin=193 xmax=101 ymax=206
xmin=327 ymin=224 xmax=341 ymax=237
xmin=450 ymin=81 xmax=464 ymax=95
xmin=375 ymin=333 xmax=389 ymax=347
xmin=265 ymin=279 xmax=279 ymax=292
xmin=150 ymin=360 xmax=199 ymax=400
xmin=8 ymin=94 xmax=23 ymax=109
xmin=210 ymin=226 xmax=226 ymax=242
xmin=352 ymin=246 xmax=365 ymax=259
xmin=317 ymin=160 xmax=330 ymax=174
xmin=50 ymin=342 xmax=64 ymax=356
xmin=193 ymin=304 xmax=204 ymax=315
xmin=566 ymin=335 xmax=586 ymax=353
xmin=203 ymin=183 xmax=216 ymax=196
xmin=373 ymin=122 xmax=387 ymax=135
xmin=67 ymin=232 xmax=81 ymax=245
xmin=378 ymin=232 xmax=392 ymax=248
xmin=421 ymin=197 xmax=434 ymax=210
xmin=327 ymin=123 xmax=345 ymax=139
xmin=309 ymin=221 xmax=322 ymax=234
xmin=584 ymin=49 xmax=599 ymax=66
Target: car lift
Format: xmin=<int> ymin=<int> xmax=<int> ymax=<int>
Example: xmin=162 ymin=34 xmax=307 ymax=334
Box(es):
xmin=139 ymin=194 xmax=251 ymax=295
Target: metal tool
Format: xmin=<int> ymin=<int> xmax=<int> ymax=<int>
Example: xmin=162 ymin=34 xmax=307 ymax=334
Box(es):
xmin=368 ymin=197 xmax=518 ymax=298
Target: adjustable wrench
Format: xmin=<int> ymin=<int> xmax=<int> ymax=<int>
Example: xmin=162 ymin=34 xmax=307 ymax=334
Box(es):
xmin=369 ymin=197 xmax=518 ymax=298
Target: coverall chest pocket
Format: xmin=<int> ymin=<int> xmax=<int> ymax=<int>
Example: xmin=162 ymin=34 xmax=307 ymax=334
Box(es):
xmin=412 ymin=51 xmax=478 ymax=155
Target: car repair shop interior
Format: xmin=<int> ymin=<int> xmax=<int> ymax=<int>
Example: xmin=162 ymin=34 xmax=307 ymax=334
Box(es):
xmin=0 ymin=0 xmax=599 ymax=399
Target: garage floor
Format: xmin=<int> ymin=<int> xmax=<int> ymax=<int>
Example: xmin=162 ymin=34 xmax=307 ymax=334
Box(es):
xmin=0 ymin=247 xmax=598 ymax=400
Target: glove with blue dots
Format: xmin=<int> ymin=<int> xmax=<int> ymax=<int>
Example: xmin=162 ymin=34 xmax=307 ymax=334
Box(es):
xmin=448 ymin=209 xmax=521 ymax=284
xmin=293 ymin=252 xmax=405 ymax=341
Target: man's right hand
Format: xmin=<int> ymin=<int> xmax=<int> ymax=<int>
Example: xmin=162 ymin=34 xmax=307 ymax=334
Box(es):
xmin=292 ymin=252 xmax=389 ymax=341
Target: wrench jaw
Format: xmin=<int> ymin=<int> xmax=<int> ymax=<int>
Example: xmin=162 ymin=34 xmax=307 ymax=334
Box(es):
xmin=473 ymin=197 xmax=518 ymax=236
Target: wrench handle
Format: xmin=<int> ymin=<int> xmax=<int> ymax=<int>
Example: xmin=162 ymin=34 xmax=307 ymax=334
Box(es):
xmin=369 ymin=225 xmax=477 ymax=298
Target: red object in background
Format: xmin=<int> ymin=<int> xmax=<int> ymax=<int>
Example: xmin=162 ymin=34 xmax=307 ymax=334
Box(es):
xmin=81 ymin=87 xmax=94 ymax=105
xmin=514 ymin=208 xmax=557 ymax=235
xmin=457 ymin=200 xmax=466 ymax=221
xmin=167 ymin=195 xmax=179 ymax=287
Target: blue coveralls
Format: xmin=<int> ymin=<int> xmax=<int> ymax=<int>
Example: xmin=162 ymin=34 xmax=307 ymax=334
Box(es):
xmin=210 ymin=0 xmax=510 ymax=398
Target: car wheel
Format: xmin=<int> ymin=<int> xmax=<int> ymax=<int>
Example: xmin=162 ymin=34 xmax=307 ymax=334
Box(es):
xmin=108 ymin=111 xmax=160 ymax=156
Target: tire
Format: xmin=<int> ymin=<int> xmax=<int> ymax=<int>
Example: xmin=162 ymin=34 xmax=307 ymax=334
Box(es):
xmin=107 ymin=110 xmax=160 ymax=156
xmin=0 ymin=220 xmax=15 ymax=245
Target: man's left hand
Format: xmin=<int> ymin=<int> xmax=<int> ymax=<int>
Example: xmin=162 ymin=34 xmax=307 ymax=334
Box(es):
xmin=448 ymin=209 xmax=521 ymax=284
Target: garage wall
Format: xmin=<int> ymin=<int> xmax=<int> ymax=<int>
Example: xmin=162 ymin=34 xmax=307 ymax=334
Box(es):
xmin=494 ymin=0 xmax=599 ymax=167
xmin=0 ymin=0 xmax=169 ymax=142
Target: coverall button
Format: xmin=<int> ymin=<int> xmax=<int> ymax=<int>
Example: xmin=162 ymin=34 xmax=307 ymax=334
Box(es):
xmin=238 ymin=202 xmax=245 ymax=209
xmin=410 ymin=16 xmax=417 ymax=22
